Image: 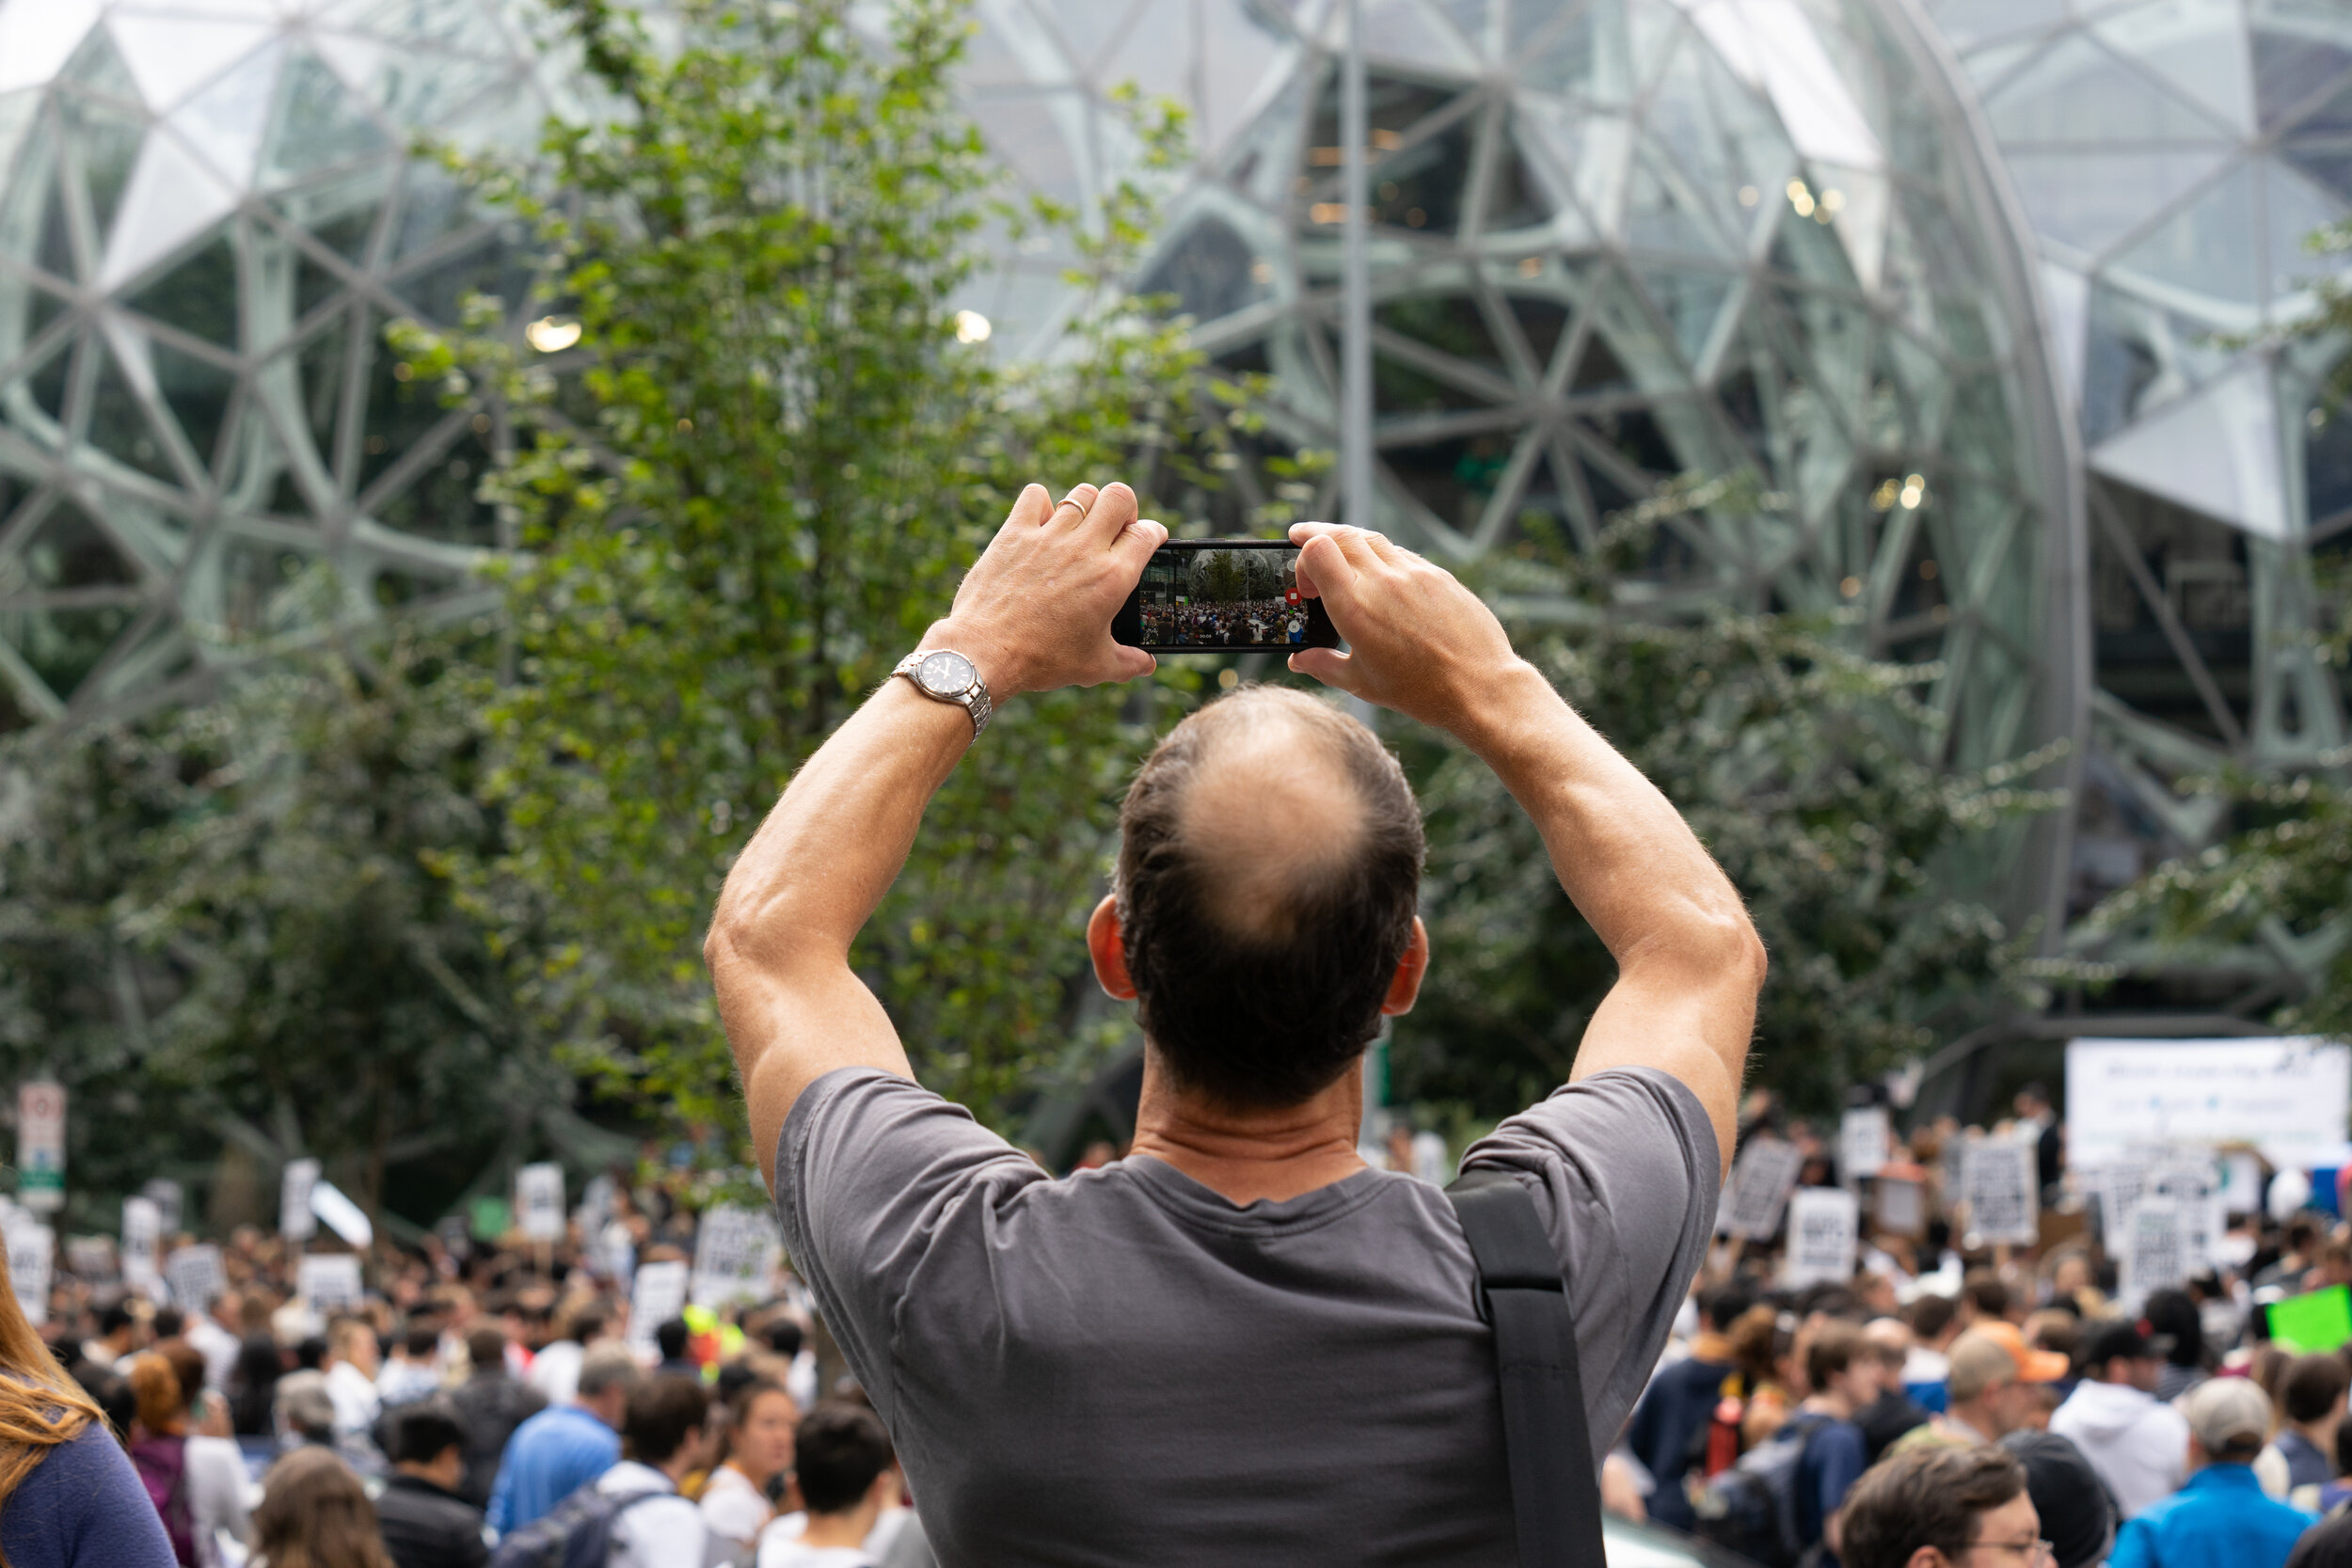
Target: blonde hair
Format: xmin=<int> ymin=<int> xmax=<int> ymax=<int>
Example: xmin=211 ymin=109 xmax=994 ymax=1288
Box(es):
xmin=249 ymin=1448 xmax=395 ymax=1568
xmin=0 ymin=1251 xmax=103 ymax=1568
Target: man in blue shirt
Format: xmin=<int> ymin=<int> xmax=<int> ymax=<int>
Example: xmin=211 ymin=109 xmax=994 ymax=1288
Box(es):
xmin=2112 ymin=1378 xmax=2312 ymax=1568
xmin=485 ymin=1343 xmax=643 ymax=1532
xmin=1795 ymin=1321 xmax=1875 ymax=1564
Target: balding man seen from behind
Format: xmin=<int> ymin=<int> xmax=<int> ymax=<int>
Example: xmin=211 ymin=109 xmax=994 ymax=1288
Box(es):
xmin=706 ymin=483 xmax=1768 ymax=1566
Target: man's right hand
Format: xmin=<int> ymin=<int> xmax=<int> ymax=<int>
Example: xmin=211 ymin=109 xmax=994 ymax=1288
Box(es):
xmin=1284 ymin=521 xmax=1528 ymax=734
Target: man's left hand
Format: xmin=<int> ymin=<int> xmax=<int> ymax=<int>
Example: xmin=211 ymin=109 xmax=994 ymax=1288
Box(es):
xmin=930 ymin=483 xmax=1167 ymax=697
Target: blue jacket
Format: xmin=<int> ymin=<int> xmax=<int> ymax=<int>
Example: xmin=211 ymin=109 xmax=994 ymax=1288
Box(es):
xmin=2109 ymin=1464 xmax=2311 ymax=1568
xmin=485 ymin=1402 xmax=620 ymax=1532
xmin=1626 ymin=1353 xmax=1734 ymax=1530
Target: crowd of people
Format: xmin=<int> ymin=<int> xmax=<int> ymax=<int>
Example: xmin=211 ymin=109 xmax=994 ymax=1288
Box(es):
xmin=1136 ymin=596 xmax=1309 ymax=647
xmin=1601 ymin=1083 xmax=2352 ymax=1568
xmin=0 ymin=1177 xmax=933 ymax=1568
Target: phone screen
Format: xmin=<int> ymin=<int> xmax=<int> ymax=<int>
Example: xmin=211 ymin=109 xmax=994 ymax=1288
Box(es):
xmin=1112 ymin=541 xmax=1340 ymax=654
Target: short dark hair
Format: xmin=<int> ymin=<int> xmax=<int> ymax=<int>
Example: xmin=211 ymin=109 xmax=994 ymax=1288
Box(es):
xmin=759 ymin=1317 xmax=803 ymax=1358
xmin=405 ymin=1323 xmax=442 ymax=1360
xmin=99 ymin=1302 xmax=137 ymax=1338
xmin=2285 ymin=1353 xmax=2351 ymax=1424
xmin=389 ymin=1405 xmax=466 ymax=1466
xmin=795 ymin=1402 xmax=894 ymax=1514
xmin=466 ymin=1326 xmax=506 ymax=1371
xmin=656 ymin=1319 xmax=691 ymax=1361
xmin=1805 ymin=1321 xmax=1867 ymax=1392
xmin=1116 ymin=688 xmax=1423 ymax=1107
xmin=1964 ymin=1270 xmax=2010 ymax=1320
xmin=621 ymin=1376 xmax=709 ymax=1466
xmin=2334 ymin=1409 xmax=2352 ymax=1477
xmin=1907 ymin=1292 xmax=1957 ymax=1341
xmin=1701 ymin=1282 xmax=1756 ymax=1335
xmin=151 ymin=1307 xmax=184 ymax=1339
xmin=1839 ymin=1446 xmax=2029 ymax=1568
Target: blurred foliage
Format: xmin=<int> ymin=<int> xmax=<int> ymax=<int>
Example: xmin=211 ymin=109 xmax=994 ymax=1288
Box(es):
xmin=1395 ymin=482 xmax=2061 ymax=1121
xmin=0 ymin=618 xmax=567 ymax=1227
xmin=390 ymin=0 xmax=1295 ymax=1148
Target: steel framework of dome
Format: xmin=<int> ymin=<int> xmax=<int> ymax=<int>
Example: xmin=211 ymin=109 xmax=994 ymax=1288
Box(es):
xmin=961 ymin=0 xmax=2081 ymax=926
xmin=0 ymin=0 xmax=564 ymax=728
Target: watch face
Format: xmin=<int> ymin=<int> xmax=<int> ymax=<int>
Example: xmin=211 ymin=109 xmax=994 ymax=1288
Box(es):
xmin=917 ymin=651 xmax=975 ymax=696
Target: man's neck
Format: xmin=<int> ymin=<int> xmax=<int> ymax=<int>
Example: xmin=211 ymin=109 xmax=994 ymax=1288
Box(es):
xmin=803 ymin=1501 xmax=882 ymax=1549
xmin=1803 ymin=1390 xmax=1854 ymax=1421
xmin=2296 ymin=1418 xmax=2336 ymax=1450
xmin=1127 ymin=1054 xmax=1368 ymax=1205
xmin=1944 ymin=1405 xmax=1994 ymax=1445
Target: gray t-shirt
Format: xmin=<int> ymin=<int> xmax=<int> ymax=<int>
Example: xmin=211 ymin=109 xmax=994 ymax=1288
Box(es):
xmin=774 ymin=1065 xmax=1721 ymax=1566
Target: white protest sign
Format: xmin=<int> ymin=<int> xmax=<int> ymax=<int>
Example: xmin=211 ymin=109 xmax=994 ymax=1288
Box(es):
xmin=1962 ymin=1136 xmax=2039 ymax=1245
xmin=7 ymin=1224 xmax=50 ymax=1324
xmin=2219 ymin=1151 xmax=2266 ymax=1214
xmin=1840 ymin=1107 xmax=1889 ymax=1181
xmin=165 ymin=1244 xmax=225 ymax=1310
xmin=628 ymin=1260 xmax=690 ymax=1351
xmin=1785 ymin=1187 xmax=1859 ymax=1289
xmin=15 ymin=1082 xmax=64 ymax=1213
xmin=1719 ymin=1138 xmax=1804 ymax=1241
xmin=296 ymin=1253 xmax=364 ymax=1311
xmin=2120 ymin=1197 xmax=2187 ymax=1309
xmin=64 ymin=1235 xmax=115 ymax=1283
xmin=516 ymin=1163 xmax=566 ymax=1243
xmin=578 ymin=1175 xmax=615 ymax=1240
xmin=2146 ymin=1149 xmax=2224 ymax=1271
xmin=1874 ymin=1173 xmax=1925 ymax=1237
xmin=120 ymin=1196 xmax=162 ymax=1298
xmin=691 ymin=1205 xmax=781 ymax=1309
xmin=140 ymin=1179 xmax=183 ymax=1237
xmin=309 ymin=1180 xmax=373 ymax=1249
xmin=280 ymin=1159 xmax=320 ymax=1243
xmin=2067 ymin=1037 xmax=2352 ymax=1168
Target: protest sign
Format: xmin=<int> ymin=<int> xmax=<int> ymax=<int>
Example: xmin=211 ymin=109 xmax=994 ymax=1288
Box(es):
xmin=309 ymin=1180 xmax=373 ymax=1249
xmin=63 ymin=1235 xmax=114 ymax=1283
xmin=296 ymin=1254 xmax=364 ymax=1311
xmin=2120 ymin=1196 xmax=2187 ymax=1309
xmin=628 ymin=1260 xmax=690 ymax=1351
xmin=691 ymin=1205 xmax=781 ymax=1309
xmin=280 ymin=1159 xmax=320 ymax=1243
xmin=1785 ymin=1187 xmax=1859 ymax=1289
xmin=7 ymin=1224 xmax=50 ymax=1324
xmin=516 ymin=1163 xmax=566 ymax=1243
xmin=14 ymin=1083 xmax=63 ymax=1214
xmin=1962 ymin=1136 xmax=2039 ymax=1245
xmin=140 ymin=1179 xmax=182 ymax=1237
xmin=1873 ymin=1173 xmax=1925 ymax=1238
xmin=165 ymin=1244 xmax=225 ymax=1311
xmin=2219 ymin=1151 xmax=2265 ymax=1214
xmin=120 ymin=1196 xmax=161 ymax=1298
xmin=469 ymin=1196 xmax=511 ymax=1243
xmin=2269 ymin=1286 xmax=2352 ymax=1355
xmin=1840 ymin=1107 xmax=1889 ymax=1181
xmin=2068 ymin=1037 xmax=2351 ymax=1168
xmin=1719 ymin=1138 xmax=1804 ymax=1241
xmin=578 ymin=1175 xmax=614 ymax=1241
xmin=2147 ymin=1150 xmax=2223 ymax=1271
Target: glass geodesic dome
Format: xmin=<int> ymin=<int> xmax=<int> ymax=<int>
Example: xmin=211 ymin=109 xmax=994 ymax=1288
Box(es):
xmin=960 ymin=0 xmax=2080 ymax=918
xmin=0 ymin=0 xmax=564 ymax=727
xmin=1930 ymin=0 xmax=2352 ymax=952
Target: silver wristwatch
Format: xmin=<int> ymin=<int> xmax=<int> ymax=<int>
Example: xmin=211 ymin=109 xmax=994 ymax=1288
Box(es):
xmin=892 ymin=647 xmax=993 ymax=736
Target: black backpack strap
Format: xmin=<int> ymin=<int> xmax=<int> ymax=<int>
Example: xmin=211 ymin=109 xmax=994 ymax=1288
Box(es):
xmin=1447 ymin=1167 xmax=1605 ymax=1568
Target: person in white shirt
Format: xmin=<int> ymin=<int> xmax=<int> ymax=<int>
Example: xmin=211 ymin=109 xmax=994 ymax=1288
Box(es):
xmin=2048 ymin=1320 xmax=2190 ymax=1517
xmin=183 ymin=1291 xmax=243 ymax=1397
xmin=320 ymin=1318 xmax=382 ymax=1451
xmin=597 ymin=1374 xmax=715 ymax=1568
xmin=374 ymin=1322 xmax=444 ymax=1408
xmin=527 ymin=1304 xmax=609 ymax=1408
xmin=703 ymin=1377 xmax=800 ymax=1563
xmin=759 ymin=1405 xmax=900 ymax=1568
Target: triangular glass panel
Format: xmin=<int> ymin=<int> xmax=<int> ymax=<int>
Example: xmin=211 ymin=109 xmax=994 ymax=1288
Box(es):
xmin=122 ymin=233 xmax=240 ymax=350
xmin=1482 ymin=139 xmax=1551 ymax=234
xmin=1569 ymin=328 xmax=1631 ymax=394
xmin=1369 ymin=115 xmax=1477 ymax=236
xmin=260 ymin=49 xmax=390 ymax=188
xmin=1924 ymin=0 xmax=2067 ymax=50
xmin=367 ymin=48 xmax=510 ymax=137
xmin=2283 ymin=137 xmax=2352 ymax=206
xmin=2089 ymin=359 xmax=2287 ymax=538
xmin=1959 ymin=38 xmax=2040 ymax=97
xmin=2262 ymin=156 xmax=2345 ymax=306
xmin=1766 ymin=200 xmax=1855 ymax=290
xmin=385 ymin=163 xmax=477 ymax=264
xmin=270 ymin=165 xmax=389 ymax=262
xmin=1137 ymin=214 xmax=1272 ymax=326
xmin=294 ymin=310 xmax=356 ymax=482
xmin=2108 ymin=163 xmax=2260 ymax=303
xmin=295 ymin=246 xmax=356 ymax=325
xmin=9 ymin=603 xmax=137 ymax=705
xmin=167 ymin=40 xmax=282 ymax=189
xmin=97 ymin=132 xmax=239 ymax=290
xmin=1985 ymin=31 xmax=2236 ymax=146
xmin=56 ymin=23 xmax=138 ymax=103
xmin=86 ymin=341 xmax=183 ymax=486
xmin=0 ymin=87 xmax=42 ymax=180
xmin=32 ymin=178 xmax=76 ymax=283
xmin=22 ymin=502 xmax=136 ymax=589
xmin=1514 ymin=100 xmax=1629 ymax=242
xmin=1433 ymin=0 xmax=1490 ymax=55
xmin=7 ymin=273 xmax=72 ymax=361
xmin=12 ymin=330 xmax=77 ymax=424
xmin=1090 ymin=4 xmax=1191 ymax=104
xmin=2003 ymin=148 xmax=2231 ymax=260
xmin=1043 ymin=0 xmax=1136 ymax=65
xmin=58 ymin=87 xmax=147 ymax=246
xmin=0 ymin=0 xmax=103 ymax=96
xmin=1621 ymin=154 xmax=1725 ymax=260
xmin=2091 ymin=0 xmax=2256 ymax=137
xmin=1358 ymin=0 xmax=1474 ymax=71
xmin=1515 ymin=3 xmax=1622 ymax=103
xmin=2251 ymin=26 xmax=2352 ymax=131
xmin=1635 ymin=268 xmax=1735 ymax=371
xmin=104 ymin=14 xmax=274 ymax=112
xmin=153 ymin=341 xmax=238 ymax=473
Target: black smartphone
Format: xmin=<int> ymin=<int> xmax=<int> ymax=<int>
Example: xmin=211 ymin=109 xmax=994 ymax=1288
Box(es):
xmin=1112 ymin=540 xmax=1340 ymax=654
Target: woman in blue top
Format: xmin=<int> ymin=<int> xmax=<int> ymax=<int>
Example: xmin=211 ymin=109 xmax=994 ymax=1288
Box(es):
xmin=0 ymin=1264 xmax=178 ymax=1566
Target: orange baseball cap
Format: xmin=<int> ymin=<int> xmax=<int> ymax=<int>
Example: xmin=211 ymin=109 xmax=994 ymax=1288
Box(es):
xmin=1974 ymin=1321 xmax=2071 ymax=1383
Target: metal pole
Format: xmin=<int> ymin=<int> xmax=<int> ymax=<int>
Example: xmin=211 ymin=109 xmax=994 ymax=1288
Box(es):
xmin=1340 ymin=0 xmax=1372 ymax=532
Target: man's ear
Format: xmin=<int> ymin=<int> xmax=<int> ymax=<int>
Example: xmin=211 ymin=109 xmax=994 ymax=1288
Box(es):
xmin=1088 ymin=895 xmax=1137 ymax=1001
xmin=1381 ymin=916 xmax=1429 ymax=1017
xmin=1904 ymin=1549 xmax=1950 ymax=1568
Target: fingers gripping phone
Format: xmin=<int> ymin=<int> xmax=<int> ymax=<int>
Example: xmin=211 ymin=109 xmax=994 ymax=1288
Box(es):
xmin=1111 ymin=540 xmax=1341 ymax=654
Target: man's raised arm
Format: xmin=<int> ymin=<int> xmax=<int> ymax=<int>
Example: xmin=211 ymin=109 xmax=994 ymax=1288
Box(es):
xmin=706 ymin=483 xmax=1167 ymax=1185
xmin=1286 ymin=522 xmax=1765 ymax=1169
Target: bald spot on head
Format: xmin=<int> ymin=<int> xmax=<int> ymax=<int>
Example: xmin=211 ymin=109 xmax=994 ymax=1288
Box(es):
xmin=1165 ymin=690 xmax=1372 ymax=945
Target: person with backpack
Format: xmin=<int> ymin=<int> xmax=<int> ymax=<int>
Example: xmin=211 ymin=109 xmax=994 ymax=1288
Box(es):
xmin=488 ymin=1376 xmax=713 ymax=1568
xmin=125 ymin=1342 xmax=250 ymax=1567
xmin=1793 ymin=1322 xmax=1876 ymax=1564
xmin=1629 ymin=1282 xmax=1754 ymax=1530
xmin=487 ymin=1345 xmax=641 ymax=1534
xmin=373 ymin=1405 xmax=488 ymax=1568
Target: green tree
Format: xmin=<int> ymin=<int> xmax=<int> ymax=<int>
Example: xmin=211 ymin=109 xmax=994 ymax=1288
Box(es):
xmin=394 ymin=0 xmax=1285 ymax=1141
xmin=1395 ymin=491 xmax=2058 ymax=1120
